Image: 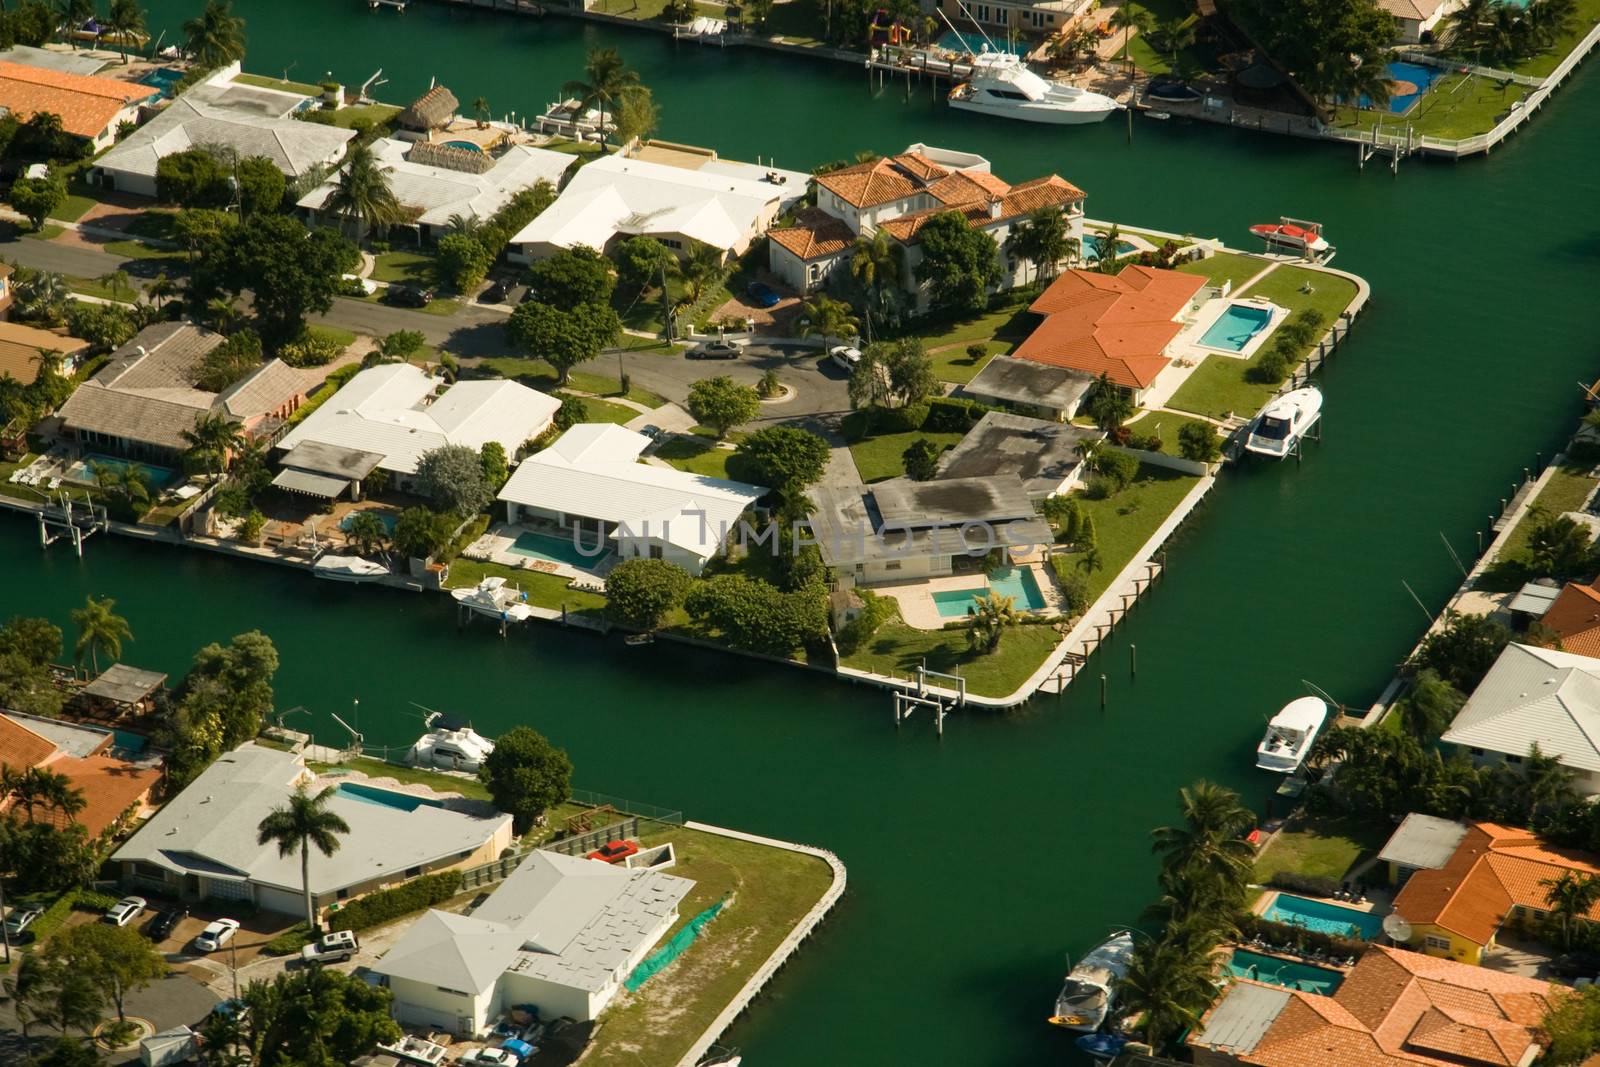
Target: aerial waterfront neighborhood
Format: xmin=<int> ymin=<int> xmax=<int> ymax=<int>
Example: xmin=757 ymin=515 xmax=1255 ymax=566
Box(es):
xmin=0 ymin=0 xmax=1595 ymax=1063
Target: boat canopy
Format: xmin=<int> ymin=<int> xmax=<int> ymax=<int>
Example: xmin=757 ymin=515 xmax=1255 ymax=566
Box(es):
xmin=1269 ymin=696 xmax=1327 ymax=733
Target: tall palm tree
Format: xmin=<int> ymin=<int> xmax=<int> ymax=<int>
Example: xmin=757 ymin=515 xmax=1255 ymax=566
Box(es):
xmin=797 ymin=294 xmax=859 ymax=353
xmin=671 ymin=241 xmax=724 ymax=308
xmin=1523 ymin=742 xmax=1577 ymax=817
xmin=446 ymin=213 xmax=483 ymax=238
xmin=146 ymin=271 xmax=176 ymax=309
xmin=561 ymin=47 xmax=640 ymax=144
xmin=70 ymin=595 xmax=132 ymax=675
xmin=183 ymin=0 xmax=246 ymax=68
xmin=1150 ymin=780 xmax=1255 ymax=904
xmin=180 ymin=412 xmax=244 ymax=476
xmin=1446 ymin=0 xmax=1498 ymax=55
xmin=1337 ymin=56 xmax=1393 ymax=113
xmin=1152 ymin=15 xmax=1197 ymax=70
xmin=1094 ymin=224 xmax=1125 ymax=274
xmin=16 ymin=270 xmax=69 ymax=325
xmin=1542 ymin=871 xmax=1600 ymax=949
xmin=1113 ymin=934 xmax=1213 ymax=1051
xmin=98 ymin=269 xmax=133 ymax=303
xmin=966 ymin=592 xmax=1017 ymax=654
xmin=28 ymin=767 xmax=86 ymax=824
xmin=106 ymin=0 xmax=147 ymax=63
xmin=1109 ymin=4 xmax=1155 ymax=77
xmin=1005 ymin=208 xmax=1070 ymax=284
xmin=472 ymin=96 xmax=491 ymax=128
xmin=323 ymin=141 xmax=404 ymax=241
xmin=256 ymin=784 xmax=351 ymax=934
xmin=3 ymin=954 xmax=55 ymax=1046
xmin=850 ymin=230 xmax=902 ymax=342
xmin=57 ymin=0 xmax=94 ymax=48
xmin=31 ymin=347 xmax=65 ymax=380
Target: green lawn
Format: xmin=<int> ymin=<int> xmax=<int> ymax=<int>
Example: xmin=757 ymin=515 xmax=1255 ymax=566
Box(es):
xmin=1059 ymin=465 xmax=1201 ymax=603
xmin=443 ymin=558 xmax=609 ymax=618
xmin=612 ymin=281 xmax=676 ymax=334
xmin=327 ymin=103 xmax=402 ymax=130
xmin=583 ymin=823 xmax=834 ymax=1067
xmin=1114 ymin=0 xmax=1214 ymax=76
xmin=1475 ymin=463 xmax=1600 ymax=592
xmin=911 ymin=295 xmax=1036 ymax=351
xmin=371 ymin=250 xmax=436 ymax=285
xmin=307 ymin=756 xmax=493 ymax=802
xmin=575 ymin=396 xmax=641 ymax=425
xmin=21 ymin=223 xmax=64 ymax=242
xmin=1253 ymin=815 xmax=1389 ymax=884
xmin=1130 ymin=410 xmax=1220 ymax=456
xmin=64 ymin=274 xmax=136 ymax=303
xmin=235 ymin=73 xmax=324 ymax=95
xmin=841 ymin=612 xmax=1063 ymax=698
xmin=122 ymin=212 xmax=179 ymax=241
xmin=1327 ymin=73 xmax=1525 ymax=141
xmin=847 ymin=428 xmax=967 ymax=483
xmin=1168 ymin=265 xmax=1358 ymax=420
xmin=1508 ymin=0 xmax=1600 ymax=77
xmin=100 ymin=237 xmax=185 ymax=261
xmin=48 ymin=186 xmax=98 ymax=223
xmin=308 ymin=324 xmax=359 ymax=349
xmin=1176 ymin=252 xmax=1269 ymax=292
xmin=930 ymin=339 xmax=1007 ymax=385
xmin=569 ymin=370 xmax=666 ymax=408
xmin=655 ymin=436 xmax=735 ymax=478
xmin=758 ymin=0 xmax=826 ymax=44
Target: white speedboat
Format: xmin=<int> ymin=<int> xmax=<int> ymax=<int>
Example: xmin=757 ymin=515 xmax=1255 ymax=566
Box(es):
xmin=949 ymin=51 xmax=1118 ymax=125
xmin=312 ymin=555 xmax=389 ymax=583
xmin=1048 ymin=931 xmax=1136 ymax=1031
xmin=409 ymin=713 xmax=496 ymax=772
xmin=1256 ymin=696 xmax=1328 ymax=773
xmin=451 ymin=575 xmax=533 ymax=622
xmin=1245 ymin=387 xmax=1322 ymax=459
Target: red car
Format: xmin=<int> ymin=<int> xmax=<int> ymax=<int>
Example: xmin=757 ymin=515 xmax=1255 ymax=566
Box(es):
xmin=587 ymin=840 xmax=639 ymax=864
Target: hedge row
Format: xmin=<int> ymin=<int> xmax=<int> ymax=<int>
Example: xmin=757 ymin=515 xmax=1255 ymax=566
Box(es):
xmin=329 ymin=870 xmax=464 ymax=932
xmin=1267 ymin=872 xmax=1342 ymax=899
xmin=1236 ymin=910 xmax=1368 ymax=957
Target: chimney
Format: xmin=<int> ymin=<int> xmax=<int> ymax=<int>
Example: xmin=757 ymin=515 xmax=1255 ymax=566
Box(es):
xmin=988 ymin=199 xmax=1001 ymax=219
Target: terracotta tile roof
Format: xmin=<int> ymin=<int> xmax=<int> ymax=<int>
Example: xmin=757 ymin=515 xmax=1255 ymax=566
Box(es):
xmin=815 ymin=153 xmax=949 ymax=209
xmin=926 ymin=170 xmax=1008 ymax=207
xmin=0 ymin=60 xmax=152 ymax=139
xmin=0 ymin=714 xmax=58 ymax=771
xmin=876 ymin=203 xmax=989 ymax=243
xmin=1539 ymin=578 xmax=1600 ymax=656
xmin=38 ymin=754 xmax=161 ymax=837
xmin=1002 ymin=175 xmax=1087 ymax=215
xmin=767 ymin=207 xmax=856 ymax=261
xmin=1011 ymin=266 xmax=1205 ymax=389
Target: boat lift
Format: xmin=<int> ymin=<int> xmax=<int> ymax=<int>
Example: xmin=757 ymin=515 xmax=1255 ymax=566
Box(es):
xmin=892 ymin=663 xmax=966 ymax=737
xmin=36 ymin=491 xmax=108 ymax=557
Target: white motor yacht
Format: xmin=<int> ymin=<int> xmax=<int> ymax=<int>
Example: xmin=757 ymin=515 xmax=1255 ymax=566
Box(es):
xmin=1048 ymin=931 xmax=1136 ymax=1031
xmin=949 ymin=51 xmax=1118 ymax=125
xmin=312 ymin=555 xmax=389 ymax=583
xmin=1245 ymin=387 xmax=1322 ymax=459
xmin=1256 ymin=696 xmax=1329 ymax=773
xmin=408 ymin=713 xmax=496 ymax=773
xmin=451 ymin=575 xmax=533 ymax=622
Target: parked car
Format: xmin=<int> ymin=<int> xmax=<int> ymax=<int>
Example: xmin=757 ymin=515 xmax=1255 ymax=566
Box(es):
xmin=687 ymin=340 xmax=740 ymax=360
xmin=587 ymin=840 xmax=639 ymax=864
xmin=829 ymin=345 xmax=862 ymax=372
xmin=639 ymin=424 xmax=665 ymax=442
xmin=385 ymin=285 xmax=434 ymax=308
xmin=458 ymin=1047 xmax=521 ymax=1065
xmin=301 ymin=929 xmax=360 ymax=965
xmin=479 ymin=279 xmax=511 ymax=304
xmin=103 ymin=895 xmax=147 ymax=926
xmin=147 ymin=906 xmax=188 ymax=941
xmin=194 ymin=918 xmax=241 ymax=952
xmin=3 ymin=906 xmax=42 ymax=940
xmin=744 ymin=280 xmax=781 ymax=308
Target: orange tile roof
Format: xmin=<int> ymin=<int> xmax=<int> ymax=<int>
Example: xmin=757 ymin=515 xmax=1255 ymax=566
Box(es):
xmin=1394 ymin=822 xmax=1600 ymax=947
xmin=0 ymin=713 xmax=58 ymax=771
xmin=1011 ymin=265 xmax=1205 ymax=389
xmin=1002 ymin=174 xmax=1087 ymax=215
xmin=926 ymin=169 xmax=1008 ymax=207
xmin=1539 ymin=578 xmax=1600 ymax=656
xmin=33 ymin=754 xmax=161 ymax=839
xmin=815 ymin=153 xmax=949 ymax=209
xmin=767 ymin=208 xmax=856 ymax=261
xmin=0 ymin=61 xmax=153 ymax=139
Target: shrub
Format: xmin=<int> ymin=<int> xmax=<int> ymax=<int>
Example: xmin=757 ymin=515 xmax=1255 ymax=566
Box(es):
xmin=1049 ymin=559 xmax=1091 ymax=615
xmin=881 ymin=400 xmax=930 ymax=433
xmin=1266 ymin=871 xmax=1342 ymax=898
xmin=1083 ymin=475 xmax=1116 ymax=500
xmin=1092 ymin=448 xmax=1139 ymax=492
xmin=1249 ymin=350 xmax=1290 ymax=384
xmin=277 ymin=333 xmax=343 ymax=368
xmin=923 ymin=396 xmax=992 ymax=433
xmin=1178 ymin=421 xmax=1221 ymax=463
xmin=263 ymin=923 xmax=314 ymax=955
xmin=1126 ymin=432 xmax=1161 ymax=452
xmin=329 ymin=870 xmax=464 ymax=931
xmin=835 ymin=589 xmax=896 ymax=654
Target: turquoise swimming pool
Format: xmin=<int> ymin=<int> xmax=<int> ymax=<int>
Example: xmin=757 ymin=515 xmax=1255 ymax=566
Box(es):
xmin=340 ymin=511 xmax=398 ymax=535
xmin=139 ymin=66 xmax=185 ymax=98
xmin=335 ymin=781 xmax=443 ymax=812
xmin=509 ymin=530 xmax=605 ymax=569
xmin=65 ymin=453 xmax=180 ymax=491
xmin=933 ymin=567 xmax=1047 ymax=618
xmin=443 ymin=140 xmax=484 ymax=152
xmin=1226 ymin=949 xmax=1344 ymax=994
xmin=1200 ymin=303 xmax=1273 ymax=352
xmin=1263 ymin=893 xmax=1384 ymax=939
xmin=1084 ymin=233 xmax=1138 ymax=261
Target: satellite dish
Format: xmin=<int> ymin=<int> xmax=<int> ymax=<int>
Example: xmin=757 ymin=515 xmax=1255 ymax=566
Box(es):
xmin=1382 ymin=914 xmax=1413 ymax=943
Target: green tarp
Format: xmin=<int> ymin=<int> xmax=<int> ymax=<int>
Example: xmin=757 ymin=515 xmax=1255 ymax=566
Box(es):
xmin=623 ymin=899 xmax=726 ymax=991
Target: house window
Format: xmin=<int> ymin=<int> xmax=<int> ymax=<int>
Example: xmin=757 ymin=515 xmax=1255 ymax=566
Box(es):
xmin=885 ymin=561 xmax=902 ymax=571
xmin=336 ymin=888 xmax=348 ymax=901
xmin=1468 ymin=747 xmax=1484 ymax=756
xmin=1506 ymin=754 xmax=1523 ymax=764
xmin=405 ymin=865 xmax=422 ymax=878
xmin=994 ymin=6 xmax=1007 ymax=24
xmin=1424 ymin=935 xmax=1451 ymax=951
xmin=661 ymin=237 xmax=683 ymax=250
xmin=975 ymin=3 xmax=990 ymax=20
xmin=649 ymin=544 xmax=663 ymax=559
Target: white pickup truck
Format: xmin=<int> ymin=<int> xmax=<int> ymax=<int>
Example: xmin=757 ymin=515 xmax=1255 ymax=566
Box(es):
xmin=300 ymin=930 xmax=360 ymax=964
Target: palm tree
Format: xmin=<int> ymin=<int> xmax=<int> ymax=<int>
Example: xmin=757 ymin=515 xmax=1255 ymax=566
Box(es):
xmin=1005 ymin=209 xmax=1071 ymax=284
xmin=1109 ymin=4 xmax=1155 ymax=77
xmin=183 ymin=0 xmax=246 ymax=68
xmin=98 ymin=269 xmax=133 ymax=303
xmin=966 ymin=592 xmax=1017 ymax=654
xmin=70 ymin=595 xmax=132 ymax=675
xmin=1446 ymin=0 xmax=1498 ymax=55
xmin=1151 ymin=15 xmax=1197 ymax=70
xmin=206 ymin=296 xmax=239 ymax=332
xmin=1542 ymin=870 xmax=1600 ymax=948
xmin=106 ymin=0 xmax=147 ymax=63
xmin=849 ymin=230 xmax=903 ymax=341
xmin=57 ymin=0 xmax=94 ymax=48
xmin=29 ymin=767 xmax=86 ymax=824
xmin=323 ymin=141 xmax=404 ymax=241
xmin=671 ymin=241 xmax=724 ymax=309
xmin=797 ymin=294 xmax=859 ymax=353
xmin=343 ymin=510 xmax=389 ymax=558
xmin=472 ymin=96 xmax=491 ymax=129
xmin=180 ymin=412 xmax=244 ymax=476
xmin=147 ymin=271 xmax=176 ymax=309
xmin=1113 ymin=934 xmax=1213 ymax=1050
xmin=1337 ymin=56 xmax=1392 ymax=113
xmin=31 ymin=347 xmax=65 ymax=380
xmin=257 ymin=784 xmax=351 ymax=934
xmin=1094 ymin=224 xmax=1125 ymax=274
xmin=15 ymin=269 xmax=69 ymax=324
xmin=1150 ymin=780 xmax=1255 ymax=905
xmin=4 ymin=954 xmax=55 ymax=1046
xmin=446 ymin=213 xmax=483 ymax=238
xmin=1523 ymin=742 xmax=1577 ymax=817
xmin=561 ymin=47 xmax=641 ymax=145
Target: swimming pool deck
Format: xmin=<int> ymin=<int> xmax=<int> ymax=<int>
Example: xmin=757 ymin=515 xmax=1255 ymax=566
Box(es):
xmin=872 ymin=557 xmax=1067 ymax=630
xmin=462 ymin=522 xmax=614 ymax=582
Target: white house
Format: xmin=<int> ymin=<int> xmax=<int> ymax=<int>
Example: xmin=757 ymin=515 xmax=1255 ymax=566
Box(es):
xmin=1440 ymin=643 xmax=1600 ymax=792
xmin=112 ymin=743 xmax=513 ymax=917
xmin=508 ymin=152 xmax=801 ymax=264
xmin=275 ymin=364 xmax=558 ymax=497
xmin=298 ymin=137 xmax=576 ymax=242
xmin=496 ymin=423 xmax=765 ymax=575
xmin=374 ymin=848 xmax=693 ymax=1033
xmin=93 ymin=64 xmax=355 ymax=197
xmin=767 ymin=143 xmax=1086 ymax=306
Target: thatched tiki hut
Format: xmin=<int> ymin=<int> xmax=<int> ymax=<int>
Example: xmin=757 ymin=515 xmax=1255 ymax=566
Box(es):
xmin=399 ymin=85 xmax=459 ymax=133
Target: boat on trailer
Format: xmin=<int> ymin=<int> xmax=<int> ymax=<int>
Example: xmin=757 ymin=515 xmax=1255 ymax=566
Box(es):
xmin=1245 ymin=387 xmax=1322 ymax=459
xmin=1256 ymin=696 xmax=1329 ymax=773
xmin=1048 ymin=931 xmax=1136 ymax=1032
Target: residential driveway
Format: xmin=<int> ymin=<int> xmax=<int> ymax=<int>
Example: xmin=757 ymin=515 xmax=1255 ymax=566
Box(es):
xmin=0 ymin=970 xmax=218 ymax=1066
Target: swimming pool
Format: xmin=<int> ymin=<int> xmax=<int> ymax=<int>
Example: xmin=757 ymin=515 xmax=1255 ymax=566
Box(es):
xmin=937 ymin=31 xmax=1025 ymax=56
xmin=509 ymin=530 xmax=606 ymax=569
xmin=932 ymin=566 xmax=1047 ymax=618
xmin=1263 ymin=893 xmax=1384 ymax=940
xmin=1084 ymin=233 xmax=1138 ymax=261
xmin=340 ymin=510 xmax=399 ymax=535
xmin=65 ymin=453 xmax=180 ymax=491
xmin=138 ymin=66 xmax=185 ymax=97
xmin=1199 ymin=303 xmax=1273 ymax=353
xmin=335 ymin=781 xmax=443 ymax=812
xmin=1226 ymin=949 xmax=1344 ymax=994
xmin=1351 ymin=61 xmax=1451 ymax=114
xmin=443 ymin=140 xmax=484 ymax=152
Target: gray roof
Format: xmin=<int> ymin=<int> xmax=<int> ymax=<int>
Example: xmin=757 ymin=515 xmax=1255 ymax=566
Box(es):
xmin=375 ymin=849 xmax=693 ymax=996
xmin=1192 ymin=982 xmax=1290 ymax=1054
xmin=280 ymin=439 xmax=385 ymax=479
xmin=58 ymin=324 xmax=221 ymax=449
xmin=808 ymin=478 xmax=1052 ymax=568
xmin=2 ymin=711 xmax=112 ymax=759
xmin=399 ymin=85 xmax=459 ymax=130
xmin=0 ymin=45 xmax=107 ymax=77
xmin=57 ymin=387 xmax=208 ymax=451
xmin=82 ymin=663 xmax=167 ymax=705
xmin=96 ymin=323 xmax=222 ymax=395
xmin=964 ymin=354 xmax=1095 ymax=412
xmin=1440 ymin=643 xmax=1600 ymax=772
xmin=1377 ymin=814 xmax=1470 ymax=871
xmin=112 ymin=743 xmax=512 ymax=896
xmin=271 ymin=467 xmax=349 ymax=497
xmin=218 ymin=359 xmax=303 ymax=421
xmin=1509 ymin=581 xmax=1561 ymax=616
xmin=872 ymin=474 xmax=1039 ymax=527
xmin=936 ymin=411 xmax=1101 ymax=497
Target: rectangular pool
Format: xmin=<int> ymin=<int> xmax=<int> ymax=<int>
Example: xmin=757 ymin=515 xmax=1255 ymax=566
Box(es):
xmin=932 ymin=566 xmax=1047 ymax=618
xmin=64 ymin=453 xmax=180 ymax=491
xmin=1263 ymin=893 xmax=1384 ymax=940
xmin=139 ymin=66 xmax=186 ymax=98
xmin=1226 ymin=948 xmax=1344 ymax=994
xmin=340 ymin=510 xmax=398 ymax=535
xmin=335 ymin=781 xmax=443 ymax=812
xmin=508 ymin=530 xmax=606 ymax=569
xmin=1199 ymin=304 xmax=1273 ymax=353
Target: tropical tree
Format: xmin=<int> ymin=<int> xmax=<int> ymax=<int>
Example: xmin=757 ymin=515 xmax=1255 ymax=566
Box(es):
xmin=146 ymin=271 xmax=177 ymax=309
xmin=1005 ymin=208 xmax=1071 ymax=284
xmin=472 ymin=96 xmax=491 ymax=128
xmin=342 ymin=510 xmax=390 ymax=558
xmin=1150 ymin=14 xmax=1198 ymax=68
xmin=69 ymin=595 xmax=131 ymax=674
xmin=58 ymin=0 xmax=94 ymax=47
xmin=15 ymin=269 xmax=70 ymax=324
xmin=797 ymin=293 xmax=859 ymax=352
xmin=180 ymin=412 xmax=244 ymax=475
xmin=45 ymin=922 xmax=168 ymax=1024
xmin=1150 ymin=780 xmax=1255 ymax=908
xmin=1114 ymin=933 xmax=1213 ymax=1050
xmin=323 ymin=141 xmax=404 ymax=240
xmin=256 ymin=784 xmax=351 ymax=934
xmin=966 ymin=592 xmax=1018 ymax=654
xmin=3 ymin=953 xmax=55 ymax=1047
xmin=561 ymin=47 xmax=641 ymax=144
xmin=106 ymin=0 xmax=148 ymax=63
xmin=686 ymin=375 xmax=760 ymax=440
xmin=670 ymin=241 xmax=724 ymax=308
xmin=1109 ymin=4 xmax=1155 ymax=75
xmin=183 ymin=0 xmax=246 ymax=68
xmin=1085 ymin=371 xmax=1132 ymax=432
xmin=477 ymin=726 xmax=573 ymax=834
xmin=1336 ymin=55 xmax=1393 ymax=112
xmin=1094 ymin=223 xmax=1125 ymax=273
xmin=1542 ymin=870 xmax=1600 ymax=949
xmin=1446 ymin=0 xmax=1498 ymax=55
xmin=849 ymin=229 xmax=903 ymax=341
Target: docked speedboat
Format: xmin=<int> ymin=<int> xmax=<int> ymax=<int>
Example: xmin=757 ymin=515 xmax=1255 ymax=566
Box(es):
xmin=312 ymin=555 xmax=389 ymax=583
xmin=1249 ymin=220 xmax=1329 ymax=254
xmin=949 ymin=51 xmax=1118 ymax=125
xmin=1256 ymin=696 xmax=1328 ymax=773
xmin=1245 ymin=387 xmax=1322 ymax=459
xmin=1048 ymin=931 xmax=1136 ymax=1032
xmin=409 ymin=713 xmax=496 ymax=772
xmin=451 ymin=575 xmax=533 ymax=622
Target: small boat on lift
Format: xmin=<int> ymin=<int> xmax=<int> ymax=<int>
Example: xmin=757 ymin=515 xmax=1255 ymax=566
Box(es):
xmin=1048 ymin=931 xmax=1136 ymax=1032
xmin=1249 ymin=219 xmax=1330 ymax=255
xmin=451 ymin=575 xmax=532 ymax=622
xmin=408 ymin=712 xmax=496 ymax=772
xmin=1255 ymin=696 xmax=1329 ymax=773
xmin=1245 ymin=387 xmax=1322 ymax=459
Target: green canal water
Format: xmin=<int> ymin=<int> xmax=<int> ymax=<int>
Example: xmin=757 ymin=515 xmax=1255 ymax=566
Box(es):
xmin=6 ymin=4 xmax=1597 ymax=1062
